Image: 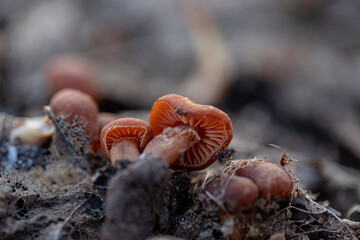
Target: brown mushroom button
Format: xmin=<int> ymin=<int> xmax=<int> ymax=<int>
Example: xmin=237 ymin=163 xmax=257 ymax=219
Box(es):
xmin=149 ymin=94 xmax=233 ymax=170
xmin=49 ymin=88 xmax=99 ymax=144
xmin=45 ymin=54 xmax=101 ymax=101
xmin=100 ymin=118 xmax=153 ymax=164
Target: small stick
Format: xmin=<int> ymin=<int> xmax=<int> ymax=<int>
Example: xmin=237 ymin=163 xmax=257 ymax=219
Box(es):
xmin=44 ymin=106 xmax=78 ymax=157
xmin=303 ymin=194 xmax=357 ymax=239
xmin=269 ymin=144 xmax=298 ymax=166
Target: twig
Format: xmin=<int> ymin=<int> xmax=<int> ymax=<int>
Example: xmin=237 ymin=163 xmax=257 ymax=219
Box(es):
xmin=304 ymin=195 xmax=358 ymax=239
xmin=0 ymin=114 xmax=5 ymax=137
xmin=273 ymin=191 xmax=358 ymax=239
xmin=53 ymin=197 xmax=89 ymax=240
xmin=343 ymin=219 xmax=360 ymax=229
xmin=290 ymin=228 xmax=344 ymax=238
xmin=269 ymin=144 xmax=298 ymax=166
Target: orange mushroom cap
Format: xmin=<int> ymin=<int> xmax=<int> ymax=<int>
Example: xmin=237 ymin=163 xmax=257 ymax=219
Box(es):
xmin=100 ymin=118 xmax=153 ymax=162
xmin=149 ymin=94 xmax=233 ymax=170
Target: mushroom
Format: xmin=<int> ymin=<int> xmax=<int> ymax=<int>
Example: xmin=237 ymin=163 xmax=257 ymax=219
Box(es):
xmin=100 ymin=118 xmax=153 ymax=164
xmin=143 ymin=94 xmax=233 ymax=170
xmin=45 ymin=54 xmax=101 ymax=101
xmin=49 ymin=88 xmax=100 ymax=147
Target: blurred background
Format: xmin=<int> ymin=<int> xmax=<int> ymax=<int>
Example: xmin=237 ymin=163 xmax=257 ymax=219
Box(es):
xmin=1 ymin=0 xmax=360 ymax=216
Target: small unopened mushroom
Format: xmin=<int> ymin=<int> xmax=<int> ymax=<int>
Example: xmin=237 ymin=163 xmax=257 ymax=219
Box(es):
xmin=45 ymin=54 xmax=101 ymax=101
xmin=234 ymin=159 xmax=294 ymax=201
xmin=143 ymin=94 xmax=233 ymax=170
xmin=100 ymin=118 xmax=153 ymax=164
xmin=49 ymin=88 xmax=99 ymax=146
xmin=9 ymin=116 xmax=55 ymax=145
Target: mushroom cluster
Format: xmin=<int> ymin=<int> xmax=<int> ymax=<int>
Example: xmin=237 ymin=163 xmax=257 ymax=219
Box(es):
xmin=8 ymin=87 xmax=297 ymax=239
xmin=201 ymin=158 xmax=294 ymax=239
xmin=99 ymin=93 xmax=233 ymax=171
xmin=12 ymin=87 xmax=232 ymax=172
xmin=44 ymin=91 xmax=294 ymax=200
xmin=203 ymin=158 xmax=294 ymax=213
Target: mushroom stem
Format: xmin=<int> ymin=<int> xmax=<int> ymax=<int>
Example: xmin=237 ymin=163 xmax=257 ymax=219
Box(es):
xmin=142 ymin=126 xmax=200 ymax=165
xmin=110 ymin=140 xmax=140 ymax=164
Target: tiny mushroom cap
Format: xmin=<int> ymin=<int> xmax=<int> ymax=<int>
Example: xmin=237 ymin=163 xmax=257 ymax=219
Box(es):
xmin=149 ymin=94 xmax=233 ymax=170
xmin=205 ymin=176 xmax=259 ymax=213
xmin=100 ymin=118 xmax=153 ymax=163
xmin=49 ymin=88 xmax=99 ymax=144
xmin=45 ymin=54 xmax=101 ymax=101
xmin=223 ymin=176 xmax=259 ymax=213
